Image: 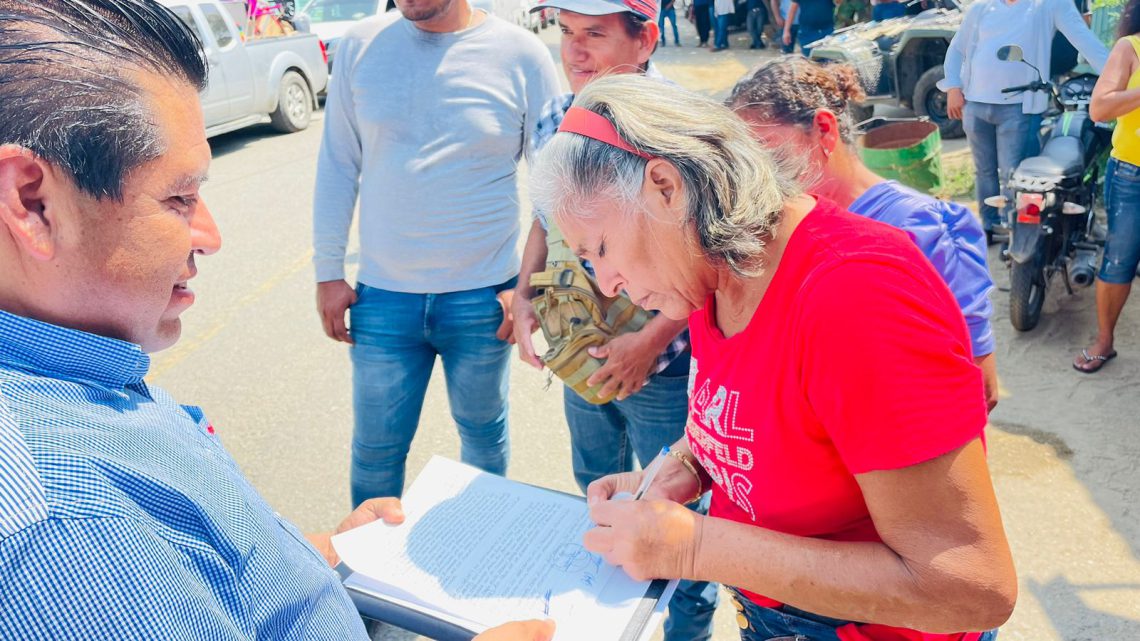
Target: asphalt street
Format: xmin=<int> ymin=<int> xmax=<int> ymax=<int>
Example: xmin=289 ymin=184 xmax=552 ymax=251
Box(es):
xmin=152 ymin=18 xmax=1139 ymax=641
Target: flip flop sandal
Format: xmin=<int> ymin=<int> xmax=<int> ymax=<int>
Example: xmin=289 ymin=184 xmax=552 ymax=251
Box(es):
xmin=1073 ymin=349 xmax=1117 ymax=374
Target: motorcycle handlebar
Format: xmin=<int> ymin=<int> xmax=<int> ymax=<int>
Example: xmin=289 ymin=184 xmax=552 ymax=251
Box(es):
xmin=1002 ymin=82 xmax=1050 ymax=94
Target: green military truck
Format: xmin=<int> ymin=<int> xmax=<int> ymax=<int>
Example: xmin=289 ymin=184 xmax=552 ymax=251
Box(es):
xmin=807 ymin=2 xmax=968 ymax=139
xmin=808 ymin=0 xmax=1121 ymax=140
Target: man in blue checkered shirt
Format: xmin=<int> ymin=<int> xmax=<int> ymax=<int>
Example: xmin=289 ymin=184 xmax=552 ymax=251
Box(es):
xmin=512 ymin=1 xmax=719 ymax=640
xmin=0 ymin=2 xmax=552 ymax=640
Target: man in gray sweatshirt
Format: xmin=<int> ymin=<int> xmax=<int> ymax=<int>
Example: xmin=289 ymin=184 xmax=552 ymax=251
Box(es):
xmin=312 ymin=0 xmax=560 ymax=505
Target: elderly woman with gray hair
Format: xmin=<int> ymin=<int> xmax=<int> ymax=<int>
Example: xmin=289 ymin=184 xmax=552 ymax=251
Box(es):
xmin=530 ymin=74 xmax=1016 ymax=641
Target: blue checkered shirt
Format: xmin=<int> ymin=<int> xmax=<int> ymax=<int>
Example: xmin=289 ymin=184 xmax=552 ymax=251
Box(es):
xmin=529 ymin=65 xmax=689 ymax=375
xmin=0 ymin=310 xmax=366 ymax=640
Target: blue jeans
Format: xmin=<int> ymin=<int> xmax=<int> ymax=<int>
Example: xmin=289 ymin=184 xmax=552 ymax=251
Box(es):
xmin=563 ymin=355 xmax=719 ymax=641
xmin=747 ymin=7 xmax=767 ymax=47
xmin=1099 ymin=157 xmax=1140 ymax=284
xmin=695 ymin=2 xmax=712 ymax=44
xmin=714 ymin=12 xmax=730 ymax=48
xmin=1024 ymin=112 xmax=1045 ymax=158
xmin=963 ymin=101 xmax=1035 ymax=231
xmin=798 ymin=24 xmax=833 ymax=57
xmin=728 ymin=588 xmax=1001 ymax=641
xmin=660 ymin=6 xmax=680 ymax=44
xmin=348 ymin=281 xmax=513 ymax=505
xmin=872 ymin=1 xmax=907 ymax=21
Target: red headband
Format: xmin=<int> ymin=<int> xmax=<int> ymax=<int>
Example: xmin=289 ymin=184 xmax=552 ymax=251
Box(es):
xmin=558 ymin=106 xmax=653 ymax=160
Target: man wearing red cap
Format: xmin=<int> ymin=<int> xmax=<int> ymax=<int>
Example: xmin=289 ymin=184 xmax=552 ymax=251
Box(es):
xmin=512 ymin=2 xmax=720 ymax=639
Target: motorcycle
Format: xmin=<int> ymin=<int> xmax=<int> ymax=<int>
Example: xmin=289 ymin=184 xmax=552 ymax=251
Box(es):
xmin=986 ymin=44 xmax=1111 ymax=332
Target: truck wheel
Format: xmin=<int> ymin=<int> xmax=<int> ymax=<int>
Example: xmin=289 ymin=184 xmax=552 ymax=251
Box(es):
xmin=1009 ymin=257 xmax=1046 ymax=332
xmin=270 ymin=71 xmax=313 ymax=134
xmin=913 ymin=66 xmax=964 ymax=140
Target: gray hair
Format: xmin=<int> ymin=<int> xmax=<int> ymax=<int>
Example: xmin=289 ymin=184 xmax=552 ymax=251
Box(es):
xmin=530 ymin=74 xmax=801 ymax=278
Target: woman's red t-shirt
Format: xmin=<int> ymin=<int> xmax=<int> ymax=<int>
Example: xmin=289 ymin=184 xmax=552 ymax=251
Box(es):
xmin=686 ymin=199 xmax=989 ymax=641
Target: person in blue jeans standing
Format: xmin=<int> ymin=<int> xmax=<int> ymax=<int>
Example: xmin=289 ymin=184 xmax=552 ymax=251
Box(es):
xmin=693 ymin=0 xmax=713 ymax=46
xmin=1074 ymin=11 xmax=1140 ymax=373
xmin=940 ymin=0 xmax=1107 ymax=243
xmin=660 ymin=0 xmax=681 ymax=44
xmin=516 ymin=0 xmax=720 ymax=638
xmin=313 ymin=0 xmax=561 ymax=504
xmin=773 ymin=0 xmax=799 ymax=52
xmin=713 ymin=0 xmax=735 ymax=50
xmin=747 ymin=0 xmax=769 ymax=48
xmin=730 ymin=56 xmax=1003 ymax=412
xmin=784 ymin=0 xmax=833 ymax=56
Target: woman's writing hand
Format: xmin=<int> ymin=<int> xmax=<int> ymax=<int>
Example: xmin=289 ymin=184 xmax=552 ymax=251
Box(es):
xmin=582 ymin=498 xmax=703 ymax=582
xmin=587 ymin=451 xmax=704 ymax=506
xmin=586 ymin=471 xmax=644 ymax=503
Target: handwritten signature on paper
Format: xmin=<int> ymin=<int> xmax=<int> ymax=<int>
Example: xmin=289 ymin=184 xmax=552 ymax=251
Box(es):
xmin=549 ymin=543 xmax=603 ymax=587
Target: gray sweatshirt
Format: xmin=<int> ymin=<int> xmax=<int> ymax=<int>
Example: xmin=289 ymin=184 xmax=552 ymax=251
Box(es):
xmin=312 ymin=11 xmax=560 ymax=292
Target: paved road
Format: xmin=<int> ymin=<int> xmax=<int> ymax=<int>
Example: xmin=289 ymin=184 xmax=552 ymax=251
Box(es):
xmin=154 ymin=18 xmax=1139 ymax=641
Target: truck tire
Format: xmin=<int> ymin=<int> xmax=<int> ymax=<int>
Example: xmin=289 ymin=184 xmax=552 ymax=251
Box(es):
xmin=1009 ymin=257 xmax=1046 ymax=332
xmin=913 ymin=65 xmax=964 ymax=140
xmin=270 ymin=71 xmax=313 ymax=134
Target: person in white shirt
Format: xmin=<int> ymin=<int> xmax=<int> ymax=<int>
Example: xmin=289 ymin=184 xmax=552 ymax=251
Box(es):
xmin=940 ymin=0 xmax=1108 ymax=242
xmin=713 ymin=0 xmax=735 ymax=50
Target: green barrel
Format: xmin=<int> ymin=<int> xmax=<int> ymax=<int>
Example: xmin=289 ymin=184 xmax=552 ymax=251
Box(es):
xmin=859 ymin=120 xmax=944 ymax=194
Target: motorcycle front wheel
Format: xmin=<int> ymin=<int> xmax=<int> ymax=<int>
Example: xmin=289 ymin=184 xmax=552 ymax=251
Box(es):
xmin=1009 ymin=256 xmax=1046 ymax=331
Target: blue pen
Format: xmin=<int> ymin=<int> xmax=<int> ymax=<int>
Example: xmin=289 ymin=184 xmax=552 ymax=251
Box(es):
xmin=632 ymin=446 xmax=670 ymax=500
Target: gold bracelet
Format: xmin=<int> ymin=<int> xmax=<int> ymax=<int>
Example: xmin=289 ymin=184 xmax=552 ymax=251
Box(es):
xmin=669 ymin=450 xmax=705 ymax=505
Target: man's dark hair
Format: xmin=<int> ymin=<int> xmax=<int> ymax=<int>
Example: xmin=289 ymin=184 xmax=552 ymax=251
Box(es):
xmin=726 ymin=56 xmax=867 ymax=146
xmin=619 ymin=13 xmax=658 ymax=57
xmin=0 ymin=0 xmax=207 ymax=201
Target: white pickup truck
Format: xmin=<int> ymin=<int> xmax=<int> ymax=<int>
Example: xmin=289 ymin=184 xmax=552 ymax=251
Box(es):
xmin=161 ymin=0 xmax=330 ymax=137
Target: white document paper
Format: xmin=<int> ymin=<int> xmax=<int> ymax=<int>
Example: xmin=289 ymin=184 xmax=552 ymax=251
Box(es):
xmin=333 ymin=456 xmax=676 ymax=641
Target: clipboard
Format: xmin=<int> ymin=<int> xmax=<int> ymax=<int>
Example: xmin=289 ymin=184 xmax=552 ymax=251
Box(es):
xmin=332 ymin=456 xmax=679 ymax=641
xmin=339 ymin=564 xmax=674 ymax=641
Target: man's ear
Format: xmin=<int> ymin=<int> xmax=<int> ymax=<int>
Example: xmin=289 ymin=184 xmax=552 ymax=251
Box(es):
xmin=638 ymin=21 xmax=660 ymax=64
xmin=643 ymin=157 xmax=685 ymax=220
xmin=0 ymin=145 xmax=55 ymax=260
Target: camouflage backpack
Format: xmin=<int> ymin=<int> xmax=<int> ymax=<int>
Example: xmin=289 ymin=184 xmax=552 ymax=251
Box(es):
xmin=529 ymin=223 xmax=653 ymax=405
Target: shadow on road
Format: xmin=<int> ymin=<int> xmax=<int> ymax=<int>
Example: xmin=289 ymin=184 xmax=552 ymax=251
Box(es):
xmin=1027 ymin=577 xmax=1140 ymax=640
xmin=209 ymin=125 xmax=286 ymax=159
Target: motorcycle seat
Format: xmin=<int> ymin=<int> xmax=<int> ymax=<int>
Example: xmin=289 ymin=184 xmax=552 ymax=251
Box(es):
xmin=1017 ymin=136 xmax=1084 ymax=180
